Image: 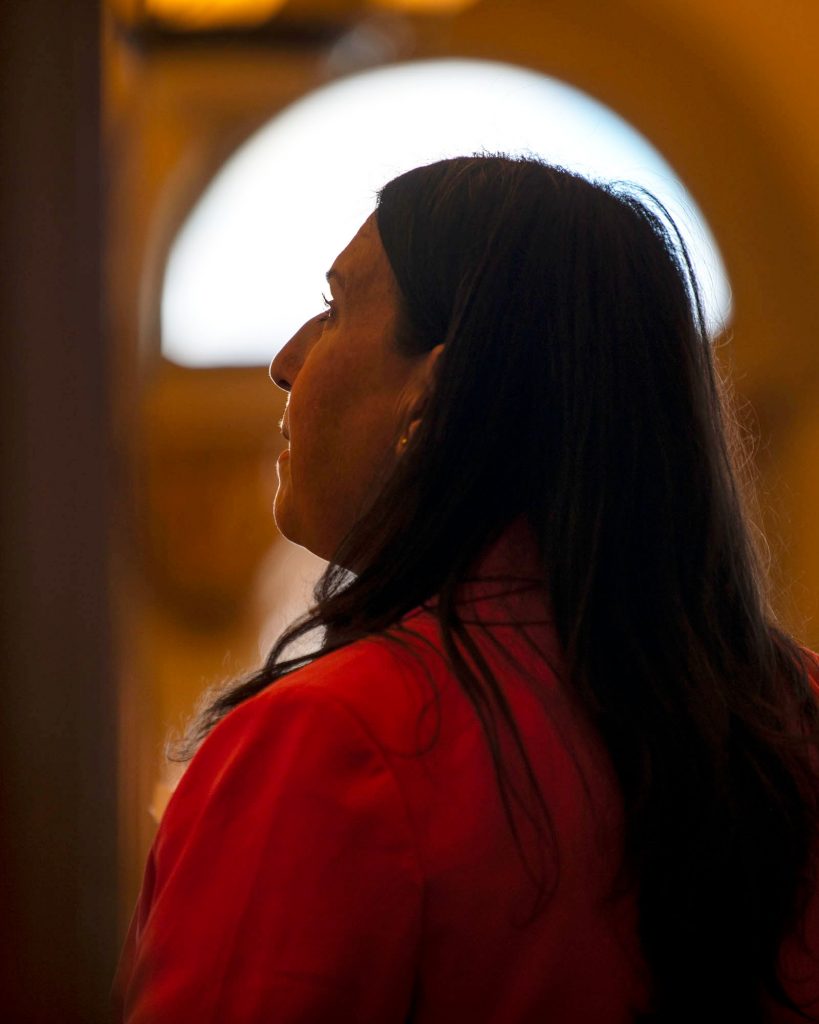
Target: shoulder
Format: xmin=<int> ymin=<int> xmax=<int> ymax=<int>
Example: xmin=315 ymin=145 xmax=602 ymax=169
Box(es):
xmin=153 ymin=624 xmax=442 ymax=879
xmin=255 ymin=608 xmax=451 ymax=745
xmin=172 ymin=609 xmax=446 ymax=799
xmin=120 ymin=631 xmax=428 ymax=1022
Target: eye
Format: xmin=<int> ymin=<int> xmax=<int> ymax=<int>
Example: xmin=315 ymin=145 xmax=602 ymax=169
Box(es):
xmin=319 ymin=292 xmax=337 ymax=322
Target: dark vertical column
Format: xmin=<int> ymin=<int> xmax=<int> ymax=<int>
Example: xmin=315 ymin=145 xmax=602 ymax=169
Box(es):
xmin=0 ymin=2 xmax=117 ymax=1022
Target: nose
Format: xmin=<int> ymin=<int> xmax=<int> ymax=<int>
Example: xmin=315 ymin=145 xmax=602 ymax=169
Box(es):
xmin=268 ymin=359 xmax=289 ymax=391
xmin=269 ymin=314 xmax=324 ymax=392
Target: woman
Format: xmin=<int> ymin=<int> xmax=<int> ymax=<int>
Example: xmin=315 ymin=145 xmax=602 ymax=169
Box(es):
xmin=116 ymin=156 xmax=819 ymax=1022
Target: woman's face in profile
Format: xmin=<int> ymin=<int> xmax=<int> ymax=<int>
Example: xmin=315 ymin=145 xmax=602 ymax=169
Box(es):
xmin=269 ymin=214 xmax=432 ymax=562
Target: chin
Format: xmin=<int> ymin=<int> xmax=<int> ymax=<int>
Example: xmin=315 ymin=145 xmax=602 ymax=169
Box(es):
xmin=272 ymin=494 xmax=298 ymax=546
xmin=273 ymin=501 xmax=323 ymax=560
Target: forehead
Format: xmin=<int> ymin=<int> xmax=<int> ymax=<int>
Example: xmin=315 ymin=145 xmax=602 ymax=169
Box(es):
xmin=329 ymin=213 xmax=396 ymax=303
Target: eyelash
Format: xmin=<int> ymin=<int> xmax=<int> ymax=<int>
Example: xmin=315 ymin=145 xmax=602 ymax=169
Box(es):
xmin=320 ymin=292 xmax=336 ymax=322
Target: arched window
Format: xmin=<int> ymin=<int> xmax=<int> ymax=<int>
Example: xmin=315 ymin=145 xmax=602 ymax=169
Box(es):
xmin=162 ymin=59 xmax=731 ymax=367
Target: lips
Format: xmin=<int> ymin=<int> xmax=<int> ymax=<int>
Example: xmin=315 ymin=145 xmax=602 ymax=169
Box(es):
xmin=279 ymin=405 xmax=291 ymax=443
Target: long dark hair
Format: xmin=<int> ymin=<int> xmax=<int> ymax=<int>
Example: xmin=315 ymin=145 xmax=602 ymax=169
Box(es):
xmin=184 ymin=156 xmax=818 ymax=1022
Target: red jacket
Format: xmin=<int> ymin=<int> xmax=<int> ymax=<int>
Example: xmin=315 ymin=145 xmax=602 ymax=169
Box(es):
xmin=115 ymin=558 xmax=819 ymax=1022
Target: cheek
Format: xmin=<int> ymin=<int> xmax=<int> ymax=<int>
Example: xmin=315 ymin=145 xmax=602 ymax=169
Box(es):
xmin=284 ymin=343 xmax=408 ymax=539
xmin=290 ymin=351 xmax=346 ymax=440
xmin=289 ymin=354 xmax=370 ymax=466
xmin=287 ymin=400 xmax=398 ymax=546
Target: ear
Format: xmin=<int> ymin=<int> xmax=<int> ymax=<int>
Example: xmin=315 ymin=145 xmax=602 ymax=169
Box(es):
xmin=396 ymin=344 xmax=444 ymax=454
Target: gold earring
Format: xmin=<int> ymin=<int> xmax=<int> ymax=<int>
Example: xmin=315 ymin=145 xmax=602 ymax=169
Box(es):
xmin=399 ymin=435 xmax=409 ymax=448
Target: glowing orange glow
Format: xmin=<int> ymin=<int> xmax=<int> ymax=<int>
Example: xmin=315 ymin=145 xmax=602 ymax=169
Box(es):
xmin=143 ymin=0 xmax=288 ymax=29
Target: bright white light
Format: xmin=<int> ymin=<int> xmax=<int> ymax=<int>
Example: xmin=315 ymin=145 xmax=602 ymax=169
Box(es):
xmin=162 ymin=59 xmax=732 ymax=367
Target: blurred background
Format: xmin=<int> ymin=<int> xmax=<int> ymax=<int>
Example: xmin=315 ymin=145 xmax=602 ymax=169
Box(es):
xmin=2 ymin=0 xmax=818 ymax=1020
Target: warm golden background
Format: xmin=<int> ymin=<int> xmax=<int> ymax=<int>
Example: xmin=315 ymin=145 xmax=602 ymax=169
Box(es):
xmin=108 ymin=0 xmax=819 ymax=947
xmin=1 ymin=1 xmax=817 ymax=1020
